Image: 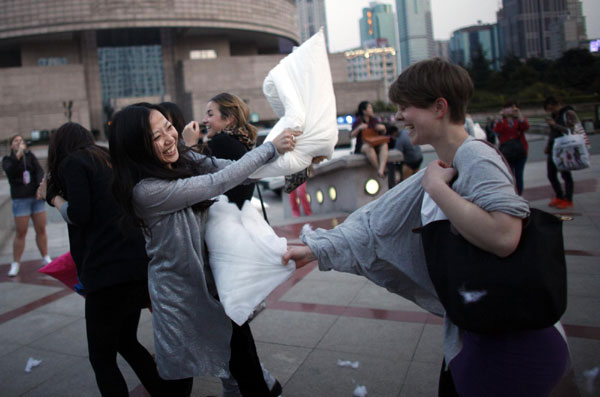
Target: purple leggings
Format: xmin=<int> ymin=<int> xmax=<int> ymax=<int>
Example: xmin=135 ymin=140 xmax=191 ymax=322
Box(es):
xmin=448 ymin=326 xmax=569 ymax=396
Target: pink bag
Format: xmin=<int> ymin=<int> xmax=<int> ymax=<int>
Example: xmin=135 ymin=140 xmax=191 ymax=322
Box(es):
xmin=38 ymin=252 xmax=85 ymax=295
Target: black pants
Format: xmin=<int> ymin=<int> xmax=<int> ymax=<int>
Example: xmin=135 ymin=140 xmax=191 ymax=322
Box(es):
xmin=547 ymin=154 xmax=573 ymax=201
xmin=229 ymin=321 xmax=271 ymax=396
xmin=85 ymin=281 xmax=167 ymax=396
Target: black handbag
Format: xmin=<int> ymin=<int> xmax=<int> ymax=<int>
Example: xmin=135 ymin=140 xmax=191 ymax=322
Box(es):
xmin=417 ymin=140 xmax=567 ymax=334
xmin=499 ymin=136 xmax=526 ymax=163
xmin=418 ymin=208 xmax=567 ymax=334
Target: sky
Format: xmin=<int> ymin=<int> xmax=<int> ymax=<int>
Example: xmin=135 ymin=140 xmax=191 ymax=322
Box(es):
xmin=324 ymin=0 xmax=600 ymax=53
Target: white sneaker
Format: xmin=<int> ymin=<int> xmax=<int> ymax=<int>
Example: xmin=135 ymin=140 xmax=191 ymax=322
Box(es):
xmin=8 ymin=262 xmax=20 ymax=277
xmin=42 ymin=256 xmax=52 ymax=266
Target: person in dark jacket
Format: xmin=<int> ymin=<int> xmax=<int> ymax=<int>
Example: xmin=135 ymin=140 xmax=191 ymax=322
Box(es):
xmin=2 ymin=135 xmax=51 ymax=277
xmin=37 ymin=123 xmax=169 ymax=396
xmin=543 ymin=96 xmax=578 ymax=209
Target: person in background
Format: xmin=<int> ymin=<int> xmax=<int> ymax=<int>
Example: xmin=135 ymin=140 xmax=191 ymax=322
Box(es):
xmin=284 ymin=58 xmax=568 ymax=396
xmin=2 ymin=135 xmax=51 ymax=277
xmin=543 ymin=96 xmax=579 ymax=209
xmin=351 ymin=101 xmax=389 ymax=178
xmin=202 ymin=93 xmax=258 ymax=209
xmin=493 ymin=101 xmax=529 ymax=195
xmin=393 ymin=126 xmax=423 ymax=183
xmin=484 ymin=116 xmax=497 ymax=145
xmin=109 ymin=103 xmax=296 ymax=396
xmin=38 ymin=123 xmax=169 ymax=396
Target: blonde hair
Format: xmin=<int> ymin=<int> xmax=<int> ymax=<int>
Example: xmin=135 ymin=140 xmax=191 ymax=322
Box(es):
xmin=209 ymin=93 xmax=257 ymax=142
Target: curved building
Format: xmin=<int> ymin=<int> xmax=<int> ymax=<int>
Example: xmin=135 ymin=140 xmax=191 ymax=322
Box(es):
xmin=0 ymin=0 xmax=299 ymax=140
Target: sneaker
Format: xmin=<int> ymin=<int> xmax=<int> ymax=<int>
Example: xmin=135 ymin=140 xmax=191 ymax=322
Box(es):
xmin=8 ymin=262 xmax=20 ymax=277
xmin=556 ymin=199 xmax=573 ymax=209
xmin=548 ymin=198 xmax=563 ymax=207
xmin=42 ymin=255 xmax=53 ymax=266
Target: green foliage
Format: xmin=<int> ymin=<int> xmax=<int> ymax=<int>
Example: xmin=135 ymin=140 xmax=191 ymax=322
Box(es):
xmin=372 ymin=100 xmax=397 ymax=113
xmin=464 ymin=49 xmax=600 ymax=112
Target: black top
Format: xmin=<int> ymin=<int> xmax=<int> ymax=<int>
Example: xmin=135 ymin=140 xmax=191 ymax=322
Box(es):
xmin=208 ymin=133 xmax=255 ymax=209
xmin=549 ymin=105 xmax=575 ymax=145
xmin=2 ymin=151 xmax=44 ymax=199
xmin=58 ymin=150 xmax=149 ymax=294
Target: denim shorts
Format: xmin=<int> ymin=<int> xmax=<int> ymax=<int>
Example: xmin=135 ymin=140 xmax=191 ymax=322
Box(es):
xmin=12 ymin=197 xmax=46 ymax=217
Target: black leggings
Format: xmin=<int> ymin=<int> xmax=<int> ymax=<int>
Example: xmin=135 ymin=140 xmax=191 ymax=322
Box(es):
xmin=229 ymin=321 xmax=271 ymax=396
xmin=85 ymin=282 xmax=166 ymax=396
xmin=547 ymin=153 xmax=573 ymax=201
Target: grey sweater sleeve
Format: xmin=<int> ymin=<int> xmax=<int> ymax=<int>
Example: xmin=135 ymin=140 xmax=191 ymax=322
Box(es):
xmin=134 ymin=142 xmax=277 ymax=217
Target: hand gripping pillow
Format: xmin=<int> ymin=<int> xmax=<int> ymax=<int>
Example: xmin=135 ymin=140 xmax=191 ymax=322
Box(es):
xmin=205 ymin=196 xmax=295 ymax=325
xmin=250 ymin=28 xmax=338 ymax=178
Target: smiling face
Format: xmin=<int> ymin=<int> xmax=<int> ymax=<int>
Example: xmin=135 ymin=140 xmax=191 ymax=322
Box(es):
xmin=395 ymin=103 xmax=438 ymax=146
xmin=149 ymin=109 xmax=179 ymax=166
xmin=202 ymin=101 xmax=232 ymax=138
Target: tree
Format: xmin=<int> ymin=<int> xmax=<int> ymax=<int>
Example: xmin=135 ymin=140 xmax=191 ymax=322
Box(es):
xmin=468 ymin=46 xmax=492 ymax=90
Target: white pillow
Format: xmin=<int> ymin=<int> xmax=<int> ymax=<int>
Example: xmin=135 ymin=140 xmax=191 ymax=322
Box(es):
xmin=205 ymin=196 xmax=295 ymax=325
xmin=250 ymin=28 xmax=338 ymax=178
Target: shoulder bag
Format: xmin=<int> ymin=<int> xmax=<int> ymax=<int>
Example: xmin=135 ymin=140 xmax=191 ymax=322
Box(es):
xmin=362 ymin=128 xmax=390 ymax=147
xmin=417 ymin=141 xmax=567 ymax=334
xmin=553 ymin=129 xmax=591 ymax=172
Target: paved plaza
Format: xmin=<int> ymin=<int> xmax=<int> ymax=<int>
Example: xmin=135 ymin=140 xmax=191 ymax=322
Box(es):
xmin=1 ymin=135 xmax=599 ymax=396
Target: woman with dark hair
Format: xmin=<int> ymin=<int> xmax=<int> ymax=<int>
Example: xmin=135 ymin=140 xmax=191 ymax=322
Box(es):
xmin=2 ymin=134 xmax=51 ymax=276
xmin=108 ymin=103 xmax=297 ymax=396
xmin=493 ymin=101 xmax=529 ymax=195
xmin=159 ymin=101 xmax=186 ymax=134
xmin=351 ymin=100 xmax=389 ymax=178
xmin=37 ymin=122 xmax=167 ymax=396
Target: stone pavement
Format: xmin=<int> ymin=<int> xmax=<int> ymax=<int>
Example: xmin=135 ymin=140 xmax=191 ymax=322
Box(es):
xmin=1 ymin=138 xmax=600 ymax=396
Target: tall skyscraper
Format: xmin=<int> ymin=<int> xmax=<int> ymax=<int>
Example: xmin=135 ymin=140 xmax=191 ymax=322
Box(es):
xmin=498 ymin=0 xmax=587 ymax=60
xmin=396 ymin=0 xmax=435 ymax=70
xmin=359 ymin=2 xmax=398 ymax=51
xmin=295 ymin=0 xmax=328 ymax=48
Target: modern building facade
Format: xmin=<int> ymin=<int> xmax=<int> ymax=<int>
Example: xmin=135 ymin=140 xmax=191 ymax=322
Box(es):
xmin=0 ymin=0 xmax=299 ymax=141
xmin=395 ymin=0 xmax=435 ymax=70
xmin=435 ymin=40 xmax=450 ymax=60
xmin=359 ymin=2 xmax=398 ymax=52
xmin=498 ymin=0 xmax=587 ymax=60
xmin=0 ymin=0 xmax=392 ymax=143
xmin=449 ymin=24 xmax=503 ymax=71
xmin=345 ymin=47 xmax=398 ymax=91
xmin=295 ymin=0 xmax=328 ymax=48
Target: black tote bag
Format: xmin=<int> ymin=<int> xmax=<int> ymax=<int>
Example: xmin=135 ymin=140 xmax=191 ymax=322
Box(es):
xmin=418 ymin=208 xmax=567 ymax=334
xmin=417 ymin=140 xmax=567 ymax=334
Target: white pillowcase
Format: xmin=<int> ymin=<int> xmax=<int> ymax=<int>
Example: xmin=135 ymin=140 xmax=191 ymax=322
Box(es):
xmin=205 ymin=196 xmax=295 ymax=325
xmin=250 ymin=28 xmax=338 ymax=178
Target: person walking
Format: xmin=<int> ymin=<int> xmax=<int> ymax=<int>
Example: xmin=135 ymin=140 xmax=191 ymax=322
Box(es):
xmin=543 ymin=96 xmax=579 ymax=209
xmin=2 ymin=135 xmax=51 ymax=277
xmin=38 ymin=123 xmax=169 ymax=396
xmin=108 ymin=103 xmax=296 ymax=396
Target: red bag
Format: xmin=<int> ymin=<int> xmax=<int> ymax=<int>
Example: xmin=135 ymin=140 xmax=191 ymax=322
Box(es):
xmin=38 ymin=252 xmax=85 ymax=295
xmin=362 ymin=128 xmax=390 ymax=147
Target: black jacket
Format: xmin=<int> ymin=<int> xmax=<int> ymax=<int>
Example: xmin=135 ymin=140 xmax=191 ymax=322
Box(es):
xmin=58 ymin=150 xmax=149 ymax=294
xmin=208 ymin=133 xmax=255 ymax=209
xmin=2 ymin=150 xmax=44 ymax=199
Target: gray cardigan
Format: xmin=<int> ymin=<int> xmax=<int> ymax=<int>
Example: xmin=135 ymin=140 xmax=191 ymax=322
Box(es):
xmin=133 ymin=143 xmax=277 ymax=380
xmin=301 ymin=137 xmax=530 ymax=363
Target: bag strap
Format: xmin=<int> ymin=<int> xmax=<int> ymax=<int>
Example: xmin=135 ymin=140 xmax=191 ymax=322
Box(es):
xmin=255 ymin=183 xmax=270 ymax=225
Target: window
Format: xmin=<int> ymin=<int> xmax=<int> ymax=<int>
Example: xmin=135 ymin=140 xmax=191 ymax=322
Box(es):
xmin=38 ymin=57 xmax=68 ymax=66
xmin=190 ymin=49 xmax=217 ymax=59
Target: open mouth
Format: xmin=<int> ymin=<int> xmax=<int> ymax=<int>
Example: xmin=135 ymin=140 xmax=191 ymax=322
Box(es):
xmin=164 ymin=146 xmax=177 ymax=156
